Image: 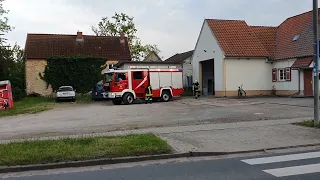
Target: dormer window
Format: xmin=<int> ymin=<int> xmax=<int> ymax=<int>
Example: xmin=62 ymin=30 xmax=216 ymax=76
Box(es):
xmin=292 ymin=34 xmax=300 ymax=41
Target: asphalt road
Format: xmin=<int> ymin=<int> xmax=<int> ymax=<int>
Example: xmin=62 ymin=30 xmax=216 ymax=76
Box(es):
xmin=3 ymin=149 xmax=320 ymax=180
xmin=0 ymin=97 xmax=314 ymax=140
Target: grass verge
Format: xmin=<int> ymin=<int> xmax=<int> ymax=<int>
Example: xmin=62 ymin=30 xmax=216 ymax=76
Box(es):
xmin=293 ymin=120 xmax=320 ymax=128
xmin=0 ymin=134 xmax=171 ymax=166
xmin=0 ymin=95 xmax=93 ymax=118
xmin=0 ymin=97 xmax=55 ymax=118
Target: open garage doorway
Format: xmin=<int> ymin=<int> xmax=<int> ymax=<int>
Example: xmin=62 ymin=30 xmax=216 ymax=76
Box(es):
xmin=200 ymin=59 xmax=215 ymax=95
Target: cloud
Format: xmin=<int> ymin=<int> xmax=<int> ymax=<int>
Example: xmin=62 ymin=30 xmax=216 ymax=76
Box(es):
xmin=2 ymin=0 xmax=317 ymax=59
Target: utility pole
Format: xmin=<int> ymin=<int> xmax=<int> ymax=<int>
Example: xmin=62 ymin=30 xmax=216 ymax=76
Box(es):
xmin=313 ymin=0 xmax=319 ymax=127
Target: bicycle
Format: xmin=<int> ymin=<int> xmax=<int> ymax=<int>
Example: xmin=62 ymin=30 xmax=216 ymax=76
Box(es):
xmin=237 ymin=84 xmax=246 ymax=98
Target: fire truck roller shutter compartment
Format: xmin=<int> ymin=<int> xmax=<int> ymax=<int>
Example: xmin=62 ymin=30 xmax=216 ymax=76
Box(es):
xmin=172 ymin=71 xmax=183 ymax=89
xmin=159 ymin=72 xmax=172 ymax=88
xmin=149 ymin=72 xmax=160 ymax=89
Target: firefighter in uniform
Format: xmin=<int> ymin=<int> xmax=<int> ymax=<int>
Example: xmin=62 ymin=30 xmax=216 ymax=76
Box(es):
xmin=192 ymin=80 xmax=200 ymax=98
xmin=145 ymin=84 xmax=153 ymax=104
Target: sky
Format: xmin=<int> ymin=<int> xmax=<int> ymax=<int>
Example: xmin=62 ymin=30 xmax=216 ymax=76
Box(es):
xmin=2 ymin=0 xmax=317 ymax=59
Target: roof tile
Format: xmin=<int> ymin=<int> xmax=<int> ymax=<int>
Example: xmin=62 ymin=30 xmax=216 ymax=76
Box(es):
xmin=205 ymin=9 xmax=320 ymax=60
xmin=206 ymin=19 xmax=269 ymax=57
xmin=25 ymin=33 xmax=132 ymax=61
xmin=291 ymin=57 xmax=313 ymax=68
xmin=249 ymin=26 xmax=278 ymax=58
xmin=275 ymin=10 xmax=315 ymax=60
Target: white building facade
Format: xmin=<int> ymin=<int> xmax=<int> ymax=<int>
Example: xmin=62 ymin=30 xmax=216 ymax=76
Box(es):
xmin=192 ymin=15 xmax=318 ymax=97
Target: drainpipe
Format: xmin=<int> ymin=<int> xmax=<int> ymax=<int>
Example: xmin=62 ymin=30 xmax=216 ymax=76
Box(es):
xmin=297 ymin=69 xmax=301 ymax=95
xmin=293 ymin=68 xmax=301 ymax=96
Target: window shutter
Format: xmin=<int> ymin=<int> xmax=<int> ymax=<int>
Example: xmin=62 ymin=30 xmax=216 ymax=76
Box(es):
xmin=272 ymin=68 xmax=277 ymax=82
xmin=285 ymin=67 xmax=291 ymax=81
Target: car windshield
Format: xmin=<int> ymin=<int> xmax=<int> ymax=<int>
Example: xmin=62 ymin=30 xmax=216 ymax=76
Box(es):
xmin=58 ymin=87 xmax=73 ymax=92
xmin=105 ymin=73 xmax=113 ymax=83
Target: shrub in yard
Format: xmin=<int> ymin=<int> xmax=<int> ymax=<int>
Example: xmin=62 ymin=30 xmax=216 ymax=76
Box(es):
xmin=40 ymin=56 xmax=106 ymax=94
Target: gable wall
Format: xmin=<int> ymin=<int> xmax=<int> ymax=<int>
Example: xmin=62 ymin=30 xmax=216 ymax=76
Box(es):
xmin=192 ymin=20 xmax=224 ymax=92
xmin=25 ymin=59 xmax=53 ymax=96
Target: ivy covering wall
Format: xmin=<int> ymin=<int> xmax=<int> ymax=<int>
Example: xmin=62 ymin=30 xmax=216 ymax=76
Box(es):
xmin=40 ymin=56 xmax=106 ymax=94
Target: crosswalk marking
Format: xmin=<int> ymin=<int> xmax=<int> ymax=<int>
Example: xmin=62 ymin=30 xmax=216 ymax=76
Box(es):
xmin=263 ymin=163 xmax=320 ymax=177
xmin=241 ymin=151 xmax=320 ymax=165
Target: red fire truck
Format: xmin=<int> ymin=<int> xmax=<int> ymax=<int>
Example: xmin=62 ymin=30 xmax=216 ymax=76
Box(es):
xmin=102 ymin=68 xmax=184 ymax=105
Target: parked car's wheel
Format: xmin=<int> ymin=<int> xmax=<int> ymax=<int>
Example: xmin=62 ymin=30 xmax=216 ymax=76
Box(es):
xmin=72 ymin=98 xmax=76 ymax=102
xmin=122 ymin=93 xmax=134 ymax=105
xmin=112 ymin=98 xmax=122 ymax=105
xmin=56 ymin=98 xmax=60 ymax=103
xmin=161 ymin=91 xmax=171 ymax=102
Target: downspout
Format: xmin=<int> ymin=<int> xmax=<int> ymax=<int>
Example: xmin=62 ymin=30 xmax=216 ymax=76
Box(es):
xmin=294 ymin=68 xmax=301 ymax=96
xmin=298 ymin=69 xmax=301 ymax=95
xmin=223 ymin=58 xmax=227 ymax=97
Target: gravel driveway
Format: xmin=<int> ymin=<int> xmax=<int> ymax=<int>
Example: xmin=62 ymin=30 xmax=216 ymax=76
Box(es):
xmin=0 ymin=97 xmax=314 ymax=140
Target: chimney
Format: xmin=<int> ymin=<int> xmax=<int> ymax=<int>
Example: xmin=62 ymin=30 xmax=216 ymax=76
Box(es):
xmin=76 ymin=31 xmax=84 ymax=42
xmin=120 ymin=32 xmax=125 ymax=44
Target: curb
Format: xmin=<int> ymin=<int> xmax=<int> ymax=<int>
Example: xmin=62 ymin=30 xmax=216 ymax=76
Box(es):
xmin=1 ymin=143 xmax=320 ymax=174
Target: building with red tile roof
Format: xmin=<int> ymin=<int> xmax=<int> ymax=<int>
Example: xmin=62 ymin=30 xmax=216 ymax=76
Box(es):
xmin=192 ymin=9 xmax=318 ymax=97
xmin=25 ymin=31 xmax=131 ymax=96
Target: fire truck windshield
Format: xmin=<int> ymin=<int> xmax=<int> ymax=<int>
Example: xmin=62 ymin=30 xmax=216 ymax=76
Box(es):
xmin=105 ymin=73 xmax=113 ymax=83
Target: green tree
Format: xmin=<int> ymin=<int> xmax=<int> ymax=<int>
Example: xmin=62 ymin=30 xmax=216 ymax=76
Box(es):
xmin=0 ymin=44 xmax=25 ymax=100
xmin=92 ymin=12 xmax=160 ymax=61
xmin=0 ymin=0 xmax=24 ymax=100
xmin=0 ymin=0 xmax=13 ymax=44
xmin=0 ymin=0 xmax=13 ymax=72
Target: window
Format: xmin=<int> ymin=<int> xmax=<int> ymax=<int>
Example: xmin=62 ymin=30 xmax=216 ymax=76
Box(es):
xmin=272 ymin=68 xmax=291 ymax=82
xmin=292 ymin=34 xmax=300 ymax=41
xmin=133 ymin=71 xmax=143 ymax=80
xmin=58 ymin=86 xmax=73 ymax=92
xmin=278 ymin=69 xmax=286 ymax=81
xmin=116 ymin=73 xmax=126 ymax=82
xmin=104 ymin=72 xmax=113 ymax=83
xmin=186 ymin=76 xmax=193 ymax=88
xmin=277 ymin=68 xmax=291 ymax=82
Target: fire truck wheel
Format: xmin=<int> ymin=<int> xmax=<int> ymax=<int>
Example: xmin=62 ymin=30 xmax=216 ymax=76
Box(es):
xmin=112 ymin=99 xmax=122 ymax=105
xmin=161 ymin=91 xmax=171 ymax=102
xmin=123 ymin=93 xmax=134 ymax=105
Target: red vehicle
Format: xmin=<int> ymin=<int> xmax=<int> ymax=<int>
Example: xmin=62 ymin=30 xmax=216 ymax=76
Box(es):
xmin=102 ymin=68 xmax=184 ymax=105
xmin=0 ymin=80 xmax=13 ymax=110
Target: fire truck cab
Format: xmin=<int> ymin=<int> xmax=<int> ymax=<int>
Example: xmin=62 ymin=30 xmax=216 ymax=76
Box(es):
xmin=102 ymin=68 xmax=184 ymax=105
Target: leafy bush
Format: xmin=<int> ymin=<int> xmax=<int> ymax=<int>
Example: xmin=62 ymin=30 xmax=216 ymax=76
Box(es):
xmin=40 ymin=56 xmax=106 ymax=94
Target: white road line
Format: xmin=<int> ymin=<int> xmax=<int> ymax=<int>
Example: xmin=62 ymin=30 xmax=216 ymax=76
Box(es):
xmin=263 ymin=163 xmax=320 ymax=177
xmin=241 ymin=151 xmax=320 ymax=165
